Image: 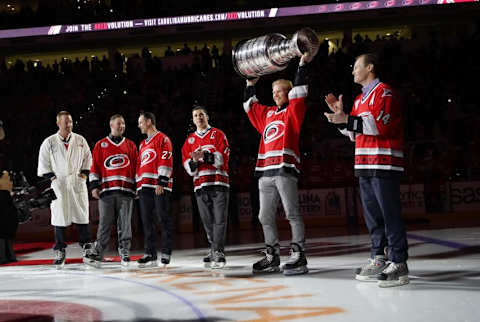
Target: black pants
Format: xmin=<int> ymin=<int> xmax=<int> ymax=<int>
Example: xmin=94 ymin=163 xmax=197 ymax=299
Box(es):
xmin=54 ymin=224 xmax=90 ymax=250
xmin=138 ymin=189 xmax=173 ymax=256
xmin=359 ymin=176 xmax=408 ymax=263
xmin=0 ymin=238 xmax=16 ymax=264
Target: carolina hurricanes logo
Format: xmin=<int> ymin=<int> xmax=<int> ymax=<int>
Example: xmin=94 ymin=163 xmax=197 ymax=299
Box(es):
xmin=188 ymin=137 xmax=195 ymax=144
xmin=263 ymin=121 xmax=285 ymax=144
xmin=104 ymin=154 xmax=130 ymax=170
xmin=335 ymin=4 xmax=345 ymax=10
xmin=140 ymin=149 xmax=157 ymax=167
xmin=402 ymin=0 xmax=413 ymax=5
xmin=351 ymin=2 xmax=362 ymax=9
xmin=367 ymin=1 xmax=379 ymax=8
xmin=266 ymin=110 xmax=274 ymax=118
xmin=385 ymin=0 xmax=396 ymax=7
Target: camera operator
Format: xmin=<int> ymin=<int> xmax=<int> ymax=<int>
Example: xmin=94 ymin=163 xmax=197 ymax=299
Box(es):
xmin=0 ymin=170 xmax=18 ymax=264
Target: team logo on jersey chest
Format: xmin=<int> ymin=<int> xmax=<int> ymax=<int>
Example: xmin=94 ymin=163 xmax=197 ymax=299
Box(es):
xmin=104 ymin=154 xmax=130 ymax=170
xmin=101 ymin=142 xmax=109 ymax=148
xmin=267 ymin=110 xmax=274 ymax=118
xmin=140 ymin=148 xmax=157 ymax=167
xmin=263 ymin=121 xmax=285 ymax=144
xmin=188 ymin=137 xmax=195 ymax=144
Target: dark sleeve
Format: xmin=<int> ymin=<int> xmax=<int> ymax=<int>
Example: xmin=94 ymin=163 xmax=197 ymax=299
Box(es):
xmin=294 ymin=64 xmax=308 ymax=86
xmin=157 ymin=176 xmax=169 ymax=187
xmin=244 ymin=85 xmax=256 ymax=101
xmin=346 ymin=115 xmax=364 ymax=134
xmin=42 ymin=172 xmax=55 ymax=179
xmin=89 ymin=180 xmax=100 ymax=190
xmin=188 ymin=160 xmax=199 ymax=172
xmin=80 ymin=169 xmax=90 ymax=176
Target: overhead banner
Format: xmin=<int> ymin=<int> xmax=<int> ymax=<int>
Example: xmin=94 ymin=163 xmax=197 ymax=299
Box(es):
xmin=0 ymin=0 xmax=477 ymax=39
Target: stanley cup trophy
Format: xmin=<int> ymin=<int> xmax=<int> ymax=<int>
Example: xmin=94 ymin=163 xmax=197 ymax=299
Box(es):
xmin=232 ymin=27 xmax=320 ymax=79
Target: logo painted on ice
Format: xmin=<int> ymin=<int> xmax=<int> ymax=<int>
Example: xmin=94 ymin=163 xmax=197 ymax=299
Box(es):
xmin=104 ymin=154 xmax=130 ymax=170
xmin=263 ymin=121 xmax=285 ymax=144
xmin=140 ymin=149 xmax=157 ymax=167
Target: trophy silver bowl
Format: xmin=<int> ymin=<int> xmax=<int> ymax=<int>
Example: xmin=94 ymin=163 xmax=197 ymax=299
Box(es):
xmin=232 ymin=27 xmax=319 ymax=79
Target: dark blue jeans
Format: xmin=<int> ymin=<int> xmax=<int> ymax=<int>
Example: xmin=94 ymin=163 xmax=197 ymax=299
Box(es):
xmin=359 ymin=176 xmax=408 ymax=263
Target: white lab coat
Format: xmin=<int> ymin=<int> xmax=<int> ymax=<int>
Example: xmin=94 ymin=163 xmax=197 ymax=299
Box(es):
xmin=38 ymin=132 xmax=92 ymax=226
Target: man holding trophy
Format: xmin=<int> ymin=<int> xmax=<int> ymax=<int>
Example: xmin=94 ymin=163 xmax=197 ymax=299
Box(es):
xmin=234 ymin=28 xmax=318 ymax=275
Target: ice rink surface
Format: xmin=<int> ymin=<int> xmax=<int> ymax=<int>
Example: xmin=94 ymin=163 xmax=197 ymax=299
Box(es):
xmin=1 ymin=227 xmax=479 ymax=321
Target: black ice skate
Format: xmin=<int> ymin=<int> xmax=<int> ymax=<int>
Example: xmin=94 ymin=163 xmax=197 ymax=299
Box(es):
xmin=211 ymin=250 xmax=226 ymax=269
xmin=137 ymin=254 xmax=157 ymax=268
xmin=252 ymin=245 xmax=280 ymax=274
xmin=83 ymin=252 xmax=103 ymax=268
xmin=377 ymin=262 xmax=410 ymax=288
xmin=282 ymin=243 xmax=308 ymax=276
xmin=53 ymin=249 xmax=66 ymax=269
xmin=160 ymin=253 xmax=171 ymax=266
xmin=119 ymin=248 xmax=130 ymax=267
xmin=203 ymin=249 xmax=213 ymax=268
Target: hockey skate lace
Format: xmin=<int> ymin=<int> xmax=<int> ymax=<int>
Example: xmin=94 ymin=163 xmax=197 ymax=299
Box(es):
xmin=55 ymin=251 xmax=64 ymax=260
xmin=119 ymin=248 xmax=129 ymax=258
xmin=382 ymin=262 xmax=397 ymax=274
xmin=213 ymin=251 xmax=224 ymax=259
xmin=259 ymin=250 xmax=274 ymax=264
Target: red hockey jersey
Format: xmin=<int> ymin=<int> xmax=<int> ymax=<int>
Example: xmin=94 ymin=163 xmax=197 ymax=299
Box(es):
xmin=181 ymin=127 xmax=229 ymax=192
xmin=89 ymin=136 xmax=137 ymax=196
xmin=244 ymin=82 xmax=307 ymax=176
xmin=342 ymin=81 xmax=404 ymax=174
xmin=136 ymin=131 xmax=173 ymax=192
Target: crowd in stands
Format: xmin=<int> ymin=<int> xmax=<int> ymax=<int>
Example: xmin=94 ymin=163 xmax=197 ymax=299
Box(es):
xmin=1 ymin=23 xmax=479 ymax=214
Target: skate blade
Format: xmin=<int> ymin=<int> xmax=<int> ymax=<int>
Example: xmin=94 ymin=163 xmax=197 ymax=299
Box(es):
xmin=203 ymin=262 xmax=211 ymax=268
xmin=355 ymin=274 xmax=379 ymax=282
xmin=83 ymin=258 xmax=101 ymax=268
xmin=55 ymin=262 xmax=65 ymax=270
xmin=120 ymin=261 xmax=130 ymax=268
xmin=283 ymin=266 xmax=309 ymax=276
xmin=378 ymin=276 xmax=410 ymax=288
xmin=137 ymin=260 xmax=158 ymax=268
xmin=252 ymin=266 xmax=281 ymax=274
xmin=211 ymin=262 xmax=226 ymax=269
